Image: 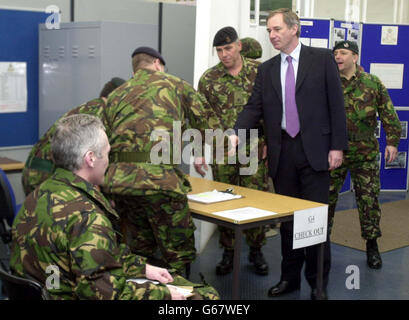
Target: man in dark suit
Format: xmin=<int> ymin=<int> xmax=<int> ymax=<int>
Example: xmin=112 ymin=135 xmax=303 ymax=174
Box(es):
xmin=229 ymin=8 xmax=348 ymax=300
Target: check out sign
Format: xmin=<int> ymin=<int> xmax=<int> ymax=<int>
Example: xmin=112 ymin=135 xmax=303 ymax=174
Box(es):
xmin=293 ymin=205 xmax=328 ymax=249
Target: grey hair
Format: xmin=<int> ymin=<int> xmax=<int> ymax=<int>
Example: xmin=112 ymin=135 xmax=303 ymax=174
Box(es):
xmin=267 ymin=8 xmax=301 ymax=38
xmin=52 ymin=114 xmax=106 ymax=172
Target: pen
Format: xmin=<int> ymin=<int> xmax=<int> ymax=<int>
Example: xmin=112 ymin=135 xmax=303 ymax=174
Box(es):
xmin=219 ymin=188 xmax=235 ymax=194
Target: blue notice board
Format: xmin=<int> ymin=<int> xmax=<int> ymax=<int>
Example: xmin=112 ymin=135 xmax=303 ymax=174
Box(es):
xmin=361 ymin=23 xmax=409 ymax=190
xmin=360 ymin=23 xmax=409 ymax=107
xmin=377 ymin=110 xmax=409 ymax=190
xmin=0 ymin=9 xmax=48 ymax=147
xmin=300 ymin=18 xmax=331 ymax=48
xmin=332 ymin=20 xmax=360 ymax=49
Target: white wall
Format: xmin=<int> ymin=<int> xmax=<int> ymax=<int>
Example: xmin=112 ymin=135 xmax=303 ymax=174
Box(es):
xmin=300 ymin=0 xmax=409 ymax=23
xmin=193 ymin=0 xmax=277 ymax=88
xmin=74 ymin=0 xmax=158 ymax=24
xmin=193 ymin=0 xmax=241 ymax=89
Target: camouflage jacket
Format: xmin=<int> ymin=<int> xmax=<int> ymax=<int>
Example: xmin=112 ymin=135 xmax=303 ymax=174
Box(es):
xmin=103 ymin=68 xmax=221 ymax=196
xmin=11 ymin=168 xmax=172 ymax=300
xmin=342 ymin=67 xmax=401 ymax=157
xmin=198 ymin=57 xmax=261 ymax=130
xmin=22 ymin=98 xmax=107 ymax=196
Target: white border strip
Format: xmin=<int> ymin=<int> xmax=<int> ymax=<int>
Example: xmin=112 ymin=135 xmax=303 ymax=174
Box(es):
xmin=0 ymin=6 xmax=46 ymax=12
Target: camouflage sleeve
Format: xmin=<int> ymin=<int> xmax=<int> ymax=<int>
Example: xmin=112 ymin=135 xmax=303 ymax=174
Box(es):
xmin=181 ymin=81 xmax=225 ymax=160
xmin=376 ymin=78 xmax=402 ymax=147
xmin=70 ymin=210 xmax=171 ymax=300
xmin=198 ymin=74 xmax=211 ymax=105
xmin=184 ymin=81 xmax=222 ymax=132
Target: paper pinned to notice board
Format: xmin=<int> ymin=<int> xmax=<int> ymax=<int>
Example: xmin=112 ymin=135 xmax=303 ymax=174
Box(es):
xmin=381 ymin=26 xmax=398 ymax=45
xmin=300 ymin=37 xmax=311 ymax=46
xmin=310 ymin=38 xmax=328 ymax=48
xmin=370 ymin=63 xmax=404 ymax=89
xmin=0 ymin=62 xmax=27 ymax=113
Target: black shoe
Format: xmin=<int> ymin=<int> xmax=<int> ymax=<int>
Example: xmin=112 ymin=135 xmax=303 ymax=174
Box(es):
xmin=311 ymin=288 xmax=328 ymax=300
xmin=248 ymin=248 xmax=269 ymax=275
xmin=216 ymin=250 xmax=234 ymax=275
xmin=267 ymin=280 xmax=300 ymax=297
xmin=366 ymin=239 xmax=382 ymax=269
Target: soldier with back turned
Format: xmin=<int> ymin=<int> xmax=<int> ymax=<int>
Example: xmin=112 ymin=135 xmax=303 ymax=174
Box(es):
xmin=103 ymin=47 xmax=222 ymax=276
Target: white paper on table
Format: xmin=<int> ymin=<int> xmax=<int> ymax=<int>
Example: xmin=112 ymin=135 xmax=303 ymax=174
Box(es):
xmin=212 ymin=206 xmax=278 ymax=224
xmin=293 ymin=205 xmax=328 ymax=249
xmin=370 ymin=63 xmax=404 ymax=89
xmin=187 ymin=190 xmax=242 ymax=204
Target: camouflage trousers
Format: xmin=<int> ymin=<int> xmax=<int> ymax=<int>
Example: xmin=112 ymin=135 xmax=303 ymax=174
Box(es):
xmin=328 ymin=156 xmax=381 ymax=240
xmin=213 ymin=160 xmax=269 ymax=249
xmin=110 ymin=192 xmax=196 ymax=274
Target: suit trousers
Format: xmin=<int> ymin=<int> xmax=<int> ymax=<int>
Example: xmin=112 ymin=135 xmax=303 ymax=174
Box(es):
xmin=273 ymin=131 xmax=331 ymax=289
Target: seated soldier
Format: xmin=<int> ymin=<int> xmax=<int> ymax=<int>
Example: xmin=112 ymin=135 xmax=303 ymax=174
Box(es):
xmin=10 ymin=114 xmax=219 ymax=300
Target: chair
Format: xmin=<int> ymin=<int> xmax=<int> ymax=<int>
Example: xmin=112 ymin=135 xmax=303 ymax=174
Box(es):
xmin=0 ymin=261 xmax=50 ymax=300
xmin=0 ymin=169 xmax=49 ymax=300
xmin=0 ymin=168 xmax=19 ymax=245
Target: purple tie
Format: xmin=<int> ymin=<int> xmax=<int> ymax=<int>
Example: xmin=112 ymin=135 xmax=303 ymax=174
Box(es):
xmin=285 ymin=56 xmax=300 ymax=137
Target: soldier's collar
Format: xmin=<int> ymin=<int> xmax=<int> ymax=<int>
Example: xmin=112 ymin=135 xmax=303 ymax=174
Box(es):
xmin=53 ymin=168 xmax=119 ymax=219
xmin=354 ymin=65 xmax=363 ymax=78
xmin=218 ymin=56 xmax=247 ymax=77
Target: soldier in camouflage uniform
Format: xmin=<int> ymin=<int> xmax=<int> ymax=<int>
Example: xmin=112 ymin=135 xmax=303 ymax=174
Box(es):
xmin=102 ymin=47 xmax=222 ymax=275
xmin=197 ymin=27 xmax=269 ymax=276
xmin=329 ymin=41 xmax=401 ymax=269
xmin=240 ymin=37 xmax=263 ymax=59
xmin=21 ymin=77 xmax=125 ymax=196
xmin=11 ymin=114 xmax=219 ymax=300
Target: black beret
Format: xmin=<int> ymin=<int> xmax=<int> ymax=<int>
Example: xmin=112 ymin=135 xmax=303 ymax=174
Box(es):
xmin=333 ymin=40 xmax=359 ymax=54
xmin=131 ymin=46 xmax=166 ymax=66
xmin=213 ymin=26 xmax=238 ymax=47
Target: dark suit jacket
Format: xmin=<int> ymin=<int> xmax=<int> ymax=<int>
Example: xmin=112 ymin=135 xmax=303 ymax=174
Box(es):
xmin=234 ymin=44 xmax=348 ymax=178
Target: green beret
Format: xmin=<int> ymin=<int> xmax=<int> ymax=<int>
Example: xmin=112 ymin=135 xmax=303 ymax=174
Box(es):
xmin=213 ymin=26 xmax=238 ymax=47
xmin=240 ymin=37 xmax=262 ymax=59
xmin=333 ymin=40 xmax=359 ymax=54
